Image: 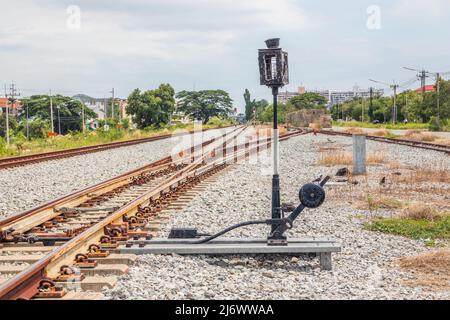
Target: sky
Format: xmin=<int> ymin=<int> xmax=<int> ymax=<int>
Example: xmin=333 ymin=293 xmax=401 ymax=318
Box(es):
xmin=1 ymin=0 xmax=450 ymax=113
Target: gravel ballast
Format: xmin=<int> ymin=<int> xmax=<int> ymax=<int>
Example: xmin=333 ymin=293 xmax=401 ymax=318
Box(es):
xmin=104 ymin=133 xmax=449 ymax=300
xmin=0 ymin=127 xmax=235 ymax=220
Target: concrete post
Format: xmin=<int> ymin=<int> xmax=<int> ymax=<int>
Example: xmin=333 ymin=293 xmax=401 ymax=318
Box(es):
xmin=352 ymin=134 xmax=367 ymax=175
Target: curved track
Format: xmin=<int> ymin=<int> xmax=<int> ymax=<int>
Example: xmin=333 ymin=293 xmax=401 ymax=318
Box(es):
xmin=0 ymin=127 xmax=308 ymax=300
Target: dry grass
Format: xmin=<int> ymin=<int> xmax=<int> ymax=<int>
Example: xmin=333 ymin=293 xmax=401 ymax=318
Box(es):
xmin=319 ymin=152 xmax=385 ymax=166
xmin=403 ymin=130 xmax=438 ymax=142
xmin=254 ymin=125 xmax=287 ymax=137
xmin=370 ymin=197 xmax=405 ymax=210
xmin=392 ymin=163 xmax=450 ymax=184
xmin=343 ymin=127 xmax=365 ymax=135
xmin=355 ymin=195 xmax=405 ymax=211
xmin=400 ymin=204 xmax=443 ymax=221
xmin=372 ymin=129 xmax=391 ymax=137
xmin=309 ymin=122 xmax=323 ymax=130
xmin=399 ymin=249 xmax=450 ymax=290
xmin=434 ymin=138 xmax=450 ymax=146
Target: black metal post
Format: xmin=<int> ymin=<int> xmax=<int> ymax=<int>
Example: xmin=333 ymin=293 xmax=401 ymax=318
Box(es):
xmin=271 ymin=86 xmax=281 ymax=234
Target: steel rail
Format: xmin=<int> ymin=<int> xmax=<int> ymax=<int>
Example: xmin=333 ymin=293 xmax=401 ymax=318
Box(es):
xmin=0 ymin=128 xmax=306 ymax=300
xmin=317 ymin=130 xmax=450 ymax=154
xmin=0 ymin=126 xmax=248 ymax=299
xmin=0 ymin=125 xmax=237 ymax=170
xmin=0 ymin=126 xmax=244 ymax=235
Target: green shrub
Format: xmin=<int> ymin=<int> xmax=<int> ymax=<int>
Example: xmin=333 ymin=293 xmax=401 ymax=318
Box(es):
xmin=428 ymin=116 xmax=443 ymax=132
xmin=366 ymin=214 xmax=449 ymax=240
xmin=207 ymin=116 xmax=234 ymax=127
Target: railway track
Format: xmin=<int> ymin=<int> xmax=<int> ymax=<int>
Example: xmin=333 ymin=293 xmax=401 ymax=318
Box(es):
xmin=0 ymin=127 xmax=308 ymax=300
xmin=317 ymin=130 xmax=450 ymax=154
xmin=0 ymin=126 xmax=235 ymax=170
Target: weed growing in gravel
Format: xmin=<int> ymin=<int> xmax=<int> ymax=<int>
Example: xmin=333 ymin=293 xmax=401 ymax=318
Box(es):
xmin=367 ymin=196 xmax=405 ymax=210
xmin=391 ymin=163 xmax=450 ymax=184
xmin=400 ymin=204 xmax=443 ymax=221
xmin=319 ymin=152 xmax=385 ymax=166
xmin=371 ymin=129 xmax=400 ymax=139
xmin=399 ymin=249 xmax=450 ymax=290
xmin=366 ymin=214 xmax=450 ymax=240
xmin=403 ymin=130 xmax=437 ymax=142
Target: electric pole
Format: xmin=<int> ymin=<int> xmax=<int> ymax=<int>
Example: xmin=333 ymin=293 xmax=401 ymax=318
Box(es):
xmin=368 ymin=87 xmax=374 ymax=121
xmin=57 ymin=105 xmax=61 ymax=135
xmin=82 ymin=103 xmax=85 ymax=133
xmin=110 ymin=88 xmax=115 ymax=119
xmin=392 ymin=84 xmax=399 ymax=124
xmin=5 ymin=83 xmax=21 ymax=145
xmin=403 ymin=67 xmax=429 ymax=100
xmin=369 ymin=79 xmax=400 ymax=124
xmin=49 ymin=89 xmax=54 ymax=133
xmin=4 ymin=84 xmax=9 ymax=145
xmin=26 ymin=100 xmax=29 ymax=140
xmin=403 ymin=67 xmax=450 ymax=120
xmin=436 ymin=73 xmax=440 ymax=119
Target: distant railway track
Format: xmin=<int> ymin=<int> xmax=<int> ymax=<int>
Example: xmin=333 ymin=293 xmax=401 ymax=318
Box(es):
xmin=0 ymin=127 xmax=308 ymax=300
xmin=317 ymin=130 xmax=450 ymax=155
xmin=0 ymin=126 xmax=235 ymax=170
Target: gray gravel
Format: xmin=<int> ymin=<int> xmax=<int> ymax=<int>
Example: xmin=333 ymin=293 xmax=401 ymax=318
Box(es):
xmin=105 ymin=133 xmax=449 ymax=300
xmin=0 ymin=127 xmax=236 ymax=220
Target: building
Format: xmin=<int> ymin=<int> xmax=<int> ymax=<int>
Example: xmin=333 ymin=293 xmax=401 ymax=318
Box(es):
xmin=278 ymin=85 xmax=384 ymax=107
xmin=84 ymin=100 xmax=107 ymax=120
xmin=0 ymin=97 xmax=22 ymax=116
xmin=415 ymin=85 xmax=435 ymax=93
xmin=278 ymin=86 xmax=304 ymax=104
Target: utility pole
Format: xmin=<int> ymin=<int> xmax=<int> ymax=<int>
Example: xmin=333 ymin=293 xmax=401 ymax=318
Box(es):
xmin=404 ymin=67 xmax=450 ymax=120
xmin=420 ymin=70 xmax=428 ymax=98
xmin=110 ymin=88 xmax=115 ymax=119
xmin=26 ymin=100 xmax=29 ymax=140
xmin=57 ymin=105 xmax=61 ymax=135
xmin=4 ymin=84 xmax=9 ymax=145
xmin=82 ymin=103 xmax=85 ymax=133
xmin=391 ymin=84 xmax=399 ymax=124
xmin=369 ymin=79 xmax=399 ymax=124
xmin=361 ymin=97 xmax=364 ymax=122
xmin=103 ymin=96 xmax=107 ymax=119
xmin=368 ymin=87 xmax=373 ymax=121
xmin=403 ymin=67 xmax=428 ymax=100
xmin=436 ymin=73 xmax=440 ymax=119
xmin=5 ymin=83 xmax=20 ymax=145
xmin=49 ymin=89 xmax=54 ymax=133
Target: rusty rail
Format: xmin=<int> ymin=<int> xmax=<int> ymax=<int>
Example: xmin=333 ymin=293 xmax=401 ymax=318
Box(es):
xmin=317 ymin=130 xmax=450 ymax=155
xmin=0 ymin=126 xmax=249 ymax=299
xmin=0 ymin=125 xmax=236 ymax=170
xmin=0 ymin=127 xmax=307 ymax=300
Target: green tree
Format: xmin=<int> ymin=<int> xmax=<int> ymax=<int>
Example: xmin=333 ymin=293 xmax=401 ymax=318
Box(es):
xmin=0 ymin=113 xmax=18 ymax=138
xmin=258 ymin=103 xmax=291 ymax=123
xmin=176 ymin=90 xmax=233 ymax=124
xmin=244 ymin=89 xmax=253 ymax=121
xmin=287 ymin=92 xmax=327 ymax=110
xmin=126 ymin=84 xmax=176 ymax=129
xmin=19 ymin=95 xmax=97 ymax=134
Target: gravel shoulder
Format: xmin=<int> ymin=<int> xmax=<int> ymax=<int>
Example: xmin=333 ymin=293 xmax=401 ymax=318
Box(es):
xmin=0 ymin=127 xmax=235 ymax=220
xmin=104 ymin=133 xmax=449 ymax=300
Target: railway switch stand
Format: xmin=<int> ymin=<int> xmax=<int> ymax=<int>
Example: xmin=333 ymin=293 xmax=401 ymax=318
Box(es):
xmin=122 ymin=39 xmax=341 ymax=270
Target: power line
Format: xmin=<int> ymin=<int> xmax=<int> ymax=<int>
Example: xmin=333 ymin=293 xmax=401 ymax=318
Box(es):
xmin=369 ymin=78 xmax=400 ymax=124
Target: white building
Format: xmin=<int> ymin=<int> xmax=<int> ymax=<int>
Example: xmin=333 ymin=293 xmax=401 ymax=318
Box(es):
xmin=278 ymin=85 xmax=384 ymax=107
